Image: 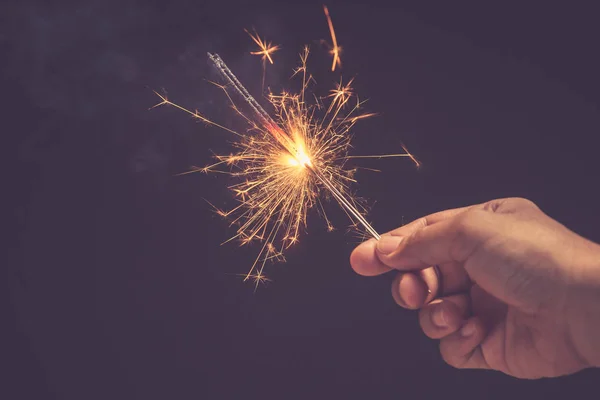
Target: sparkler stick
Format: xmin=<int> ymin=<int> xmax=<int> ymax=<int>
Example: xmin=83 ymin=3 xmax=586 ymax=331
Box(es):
xmin=309 ymin=168 xmax=381 ymax=240
xmin=153 ymin=24 xmax=419 ymax=288
xmin=208 ymin=52 xmax=381 ymax=240
xmin=208 ymin=53 xmax=275 ymax=130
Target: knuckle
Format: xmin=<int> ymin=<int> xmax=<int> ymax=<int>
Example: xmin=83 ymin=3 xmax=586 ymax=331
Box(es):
xmin=405 ymin=227 xmax=423 ymax=244
xmin=401 ymin=226 xmax=425 ymax=250
xmin=447 ymin=210 xmax=481 ymax=262
xmin=403 ymin=216 xmax=434 ymax=245
xmin=481 ymin=199 xmax=507 ymax=212
xmin=489 ymin=197 xmax=539 ymax=213
xmin=511 ymin=197 xmax=538 ymax=209
xmin=419 ymin=215 xmax=435 ymax=228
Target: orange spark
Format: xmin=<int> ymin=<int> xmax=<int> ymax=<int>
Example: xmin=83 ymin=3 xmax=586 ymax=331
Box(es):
xmin=349 ymin=113 xmax=378 ymax=123
xmin=323 ymin=5 xmax=341 ymax=71
xmin=245 ymin=29 xmax=280 ymax=64
xmin=401 ymin=143 xmax=422 ymax=168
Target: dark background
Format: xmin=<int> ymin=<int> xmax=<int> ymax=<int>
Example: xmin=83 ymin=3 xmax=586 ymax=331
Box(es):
xmin=4 ymin=0 xmax=600 ymax=398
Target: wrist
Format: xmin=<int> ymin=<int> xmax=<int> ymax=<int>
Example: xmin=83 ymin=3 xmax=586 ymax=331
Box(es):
xmin=567 ymin=254 xmax=600 ymax=369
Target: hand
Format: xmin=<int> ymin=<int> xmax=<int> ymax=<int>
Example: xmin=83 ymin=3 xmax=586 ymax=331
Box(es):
xmin=350 ymin=198 xmax=600 ymax=379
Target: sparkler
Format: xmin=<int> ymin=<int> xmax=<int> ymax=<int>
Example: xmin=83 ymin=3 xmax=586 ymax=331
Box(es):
xmin=152 ymin=12 xmax=418 ymax=289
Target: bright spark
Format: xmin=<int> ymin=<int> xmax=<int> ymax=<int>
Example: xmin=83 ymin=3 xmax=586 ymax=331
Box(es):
xmin=245 ymin=29 xmax=280 ymax=65
xmin=323 ymin=5 xmax=341 ymax=71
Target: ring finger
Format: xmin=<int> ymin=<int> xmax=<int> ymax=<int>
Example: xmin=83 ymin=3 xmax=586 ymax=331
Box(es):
xmin=418 ymin=293 xmax=471 ymax=339
xmin=391 ymin=262 xmax=472 ymax=309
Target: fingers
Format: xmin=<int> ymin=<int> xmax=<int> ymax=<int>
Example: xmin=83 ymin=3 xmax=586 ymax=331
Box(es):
xmin=391 ymin=272 xmax=428 ymax=309
xmin=410 ymin=288 xmax=490 ymax=371
xmin=391 ymin=263 xmax=472 ymax=309
xmin=418 ymin=293 xmax=491 ymax=370
xmin=436 ymin=263 xmax=471 ymax=296
xmin=352 ymin=198 xmax=537 ymax=277
xmin=418 ymin=294 xmax=471 ymax=339
xmin=481 ymin=197 xmax=539 ymax=214
xmin=439 ymin=317 xmax=489 ymax=370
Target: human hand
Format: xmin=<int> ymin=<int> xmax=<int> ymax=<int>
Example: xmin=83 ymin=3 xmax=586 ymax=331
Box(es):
xmin=350 ymin=198 xmax=600 ymax=379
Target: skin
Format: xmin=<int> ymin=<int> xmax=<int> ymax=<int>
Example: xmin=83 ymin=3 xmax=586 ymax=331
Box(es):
xmin=350 ymin=197 xmax=600 ymax=379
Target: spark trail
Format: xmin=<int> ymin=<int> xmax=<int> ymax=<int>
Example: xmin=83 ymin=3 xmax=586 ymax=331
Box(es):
xmin=323 ymin=5 xmax=342 ymax=71
xmin=209 ymin=53 xmax=380 ymax=239
xmin=153 ymin=26 xmax=418 ymax=289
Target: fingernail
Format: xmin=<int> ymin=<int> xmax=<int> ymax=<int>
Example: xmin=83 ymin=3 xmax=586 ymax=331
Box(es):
xmin=461 ymin=321 xmax=476 ymax=337
xmin=431 ymin=305 xmax=448 ymax=328
xmin=376 ymin=235 xmax=404 ymax=255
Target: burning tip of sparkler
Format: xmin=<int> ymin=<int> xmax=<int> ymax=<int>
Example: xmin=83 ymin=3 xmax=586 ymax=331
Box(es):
xmin=285 ymin=148 xmax=313 ymax=169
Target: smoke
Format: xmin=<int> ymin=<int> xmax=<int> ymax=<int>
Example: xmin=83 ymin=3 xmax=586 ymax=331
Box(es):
xmin=5 ymin=0 xmax=311 ymax=191
xmin=5 ymin=2 xmax=140 ymax=114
